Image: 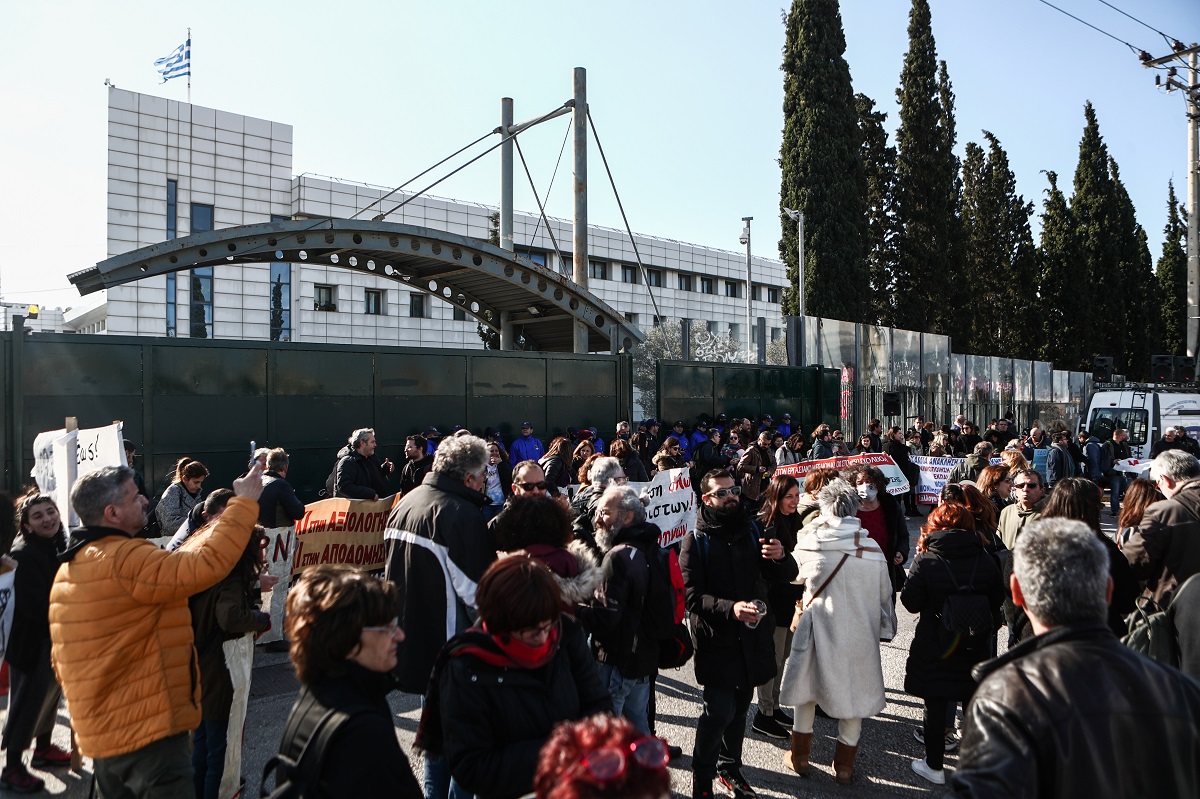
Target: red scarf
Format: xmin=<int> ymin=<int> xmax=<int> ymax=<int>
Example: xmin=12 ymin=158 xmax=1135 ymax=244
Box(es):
xmin=451 ymin=619 xmax=562 ymax=670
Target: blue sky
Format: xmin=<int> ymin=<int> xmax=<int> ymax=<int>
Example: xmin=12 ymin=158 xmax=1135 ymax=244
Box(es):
xmin=1 ymin=0 xmax=1196 ymax=311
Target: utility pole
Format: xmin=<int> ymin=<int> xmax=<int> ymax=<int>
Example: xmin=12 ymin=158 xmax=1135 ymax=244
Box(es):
xmin=1143 ymin=43 xmax=1200 ymax=376
xmin=740 ymin=217 xmax=753 ymax=363
xmin=783 ymin=207 xmax=806 ymax=367
xmin=499 ymin=97 xmax=515 ymax=350
xmin=572 ymin=67 xmax=588 ymax=355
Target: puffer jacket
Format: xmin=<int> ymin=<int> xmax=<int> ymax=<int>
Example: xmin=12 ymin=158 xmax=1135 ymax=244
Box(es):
xmin=950 ymin=622 xmax=1200 ymax=798
xmin=49 ymin=497 xmax=257 ymax=759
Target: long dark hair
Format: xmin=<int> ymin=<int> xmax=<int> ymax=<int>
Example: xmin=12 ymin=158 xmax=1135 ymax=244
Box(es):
xmin=15 ymin=490 xmax=67 ymax=552
xmin=1041 ymin=477 xmax=1102 ymax=533
xmin=759 ymin=474 xmax=800 ymax=529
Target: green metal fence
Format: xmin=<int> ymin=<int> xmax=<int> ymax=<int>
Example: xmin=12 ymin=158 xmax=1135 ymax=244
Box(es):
xmin=655 ymin=361 xmax=840 ymax=430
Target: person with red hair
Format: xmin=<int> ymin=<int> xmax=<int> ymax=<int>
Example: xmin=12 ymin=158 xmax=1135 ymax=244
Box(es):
xmin=901 ymin=503 xmax=1004 ymax=786
xmin=529 ymin=714 xmax=670 ymax=799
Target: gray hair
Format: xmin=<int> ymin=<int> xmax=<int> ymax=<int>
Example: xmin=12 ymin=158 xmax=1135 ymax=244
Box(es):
xmin=349 ymin=428 xmax=375 ymax=448
xmin=267 ymin=447 xmax=289 ymax=472
xmin=818 ymin=478 xmax=861 ymax=519
xmin=1151 ymin=449 xmax=1200 ymax=484
xmin=588 ymin=456 xmax=625 ymax=488
xmin=432 ymin=435 xmax=488 ymax=481
xmin=599 ymin=484 xmax=646 ymax=525
xmin=1014 ymin=518 xmax=1109 ymax=627
xmin=973 ymin=441 xmax=994 ymax=457
xmin=72 ymin=466 xmax=136 ymax=527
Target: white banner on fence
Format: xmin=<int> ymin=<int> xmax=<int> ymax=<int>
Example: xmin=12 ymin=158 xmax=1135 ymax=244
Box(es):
xmin=776 ymin=453 xmax=910 ymax=495
xmin=33 ymin=423 xmax=126 ymax=527
xmin=633 ymin=468 xmax=696 ymax=548
xmin=0 ymin=568 xmax=15 ymax=664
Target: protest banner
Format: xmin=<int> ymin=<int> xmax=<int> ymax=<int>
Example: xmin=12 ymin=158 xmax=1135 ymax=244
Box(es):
xmin=776 ymin=453 xmax=910 ymax=495
xmin=257 ymin=525 xmax=297 ymax=644
xmin=290 ymin=495 xmax=399 ymax=576
xmin=1114 ymin=457 xmax=1153 ymax=476
xmin=34 ymin=422 xmax=126 ymax=527
xmin=635 ymin=468 xmax=697 ymax=548
xmin=911 ymin=455 xmax=1005 ymax=503
xmin=0 ymin=568 xmax=14 ymax=664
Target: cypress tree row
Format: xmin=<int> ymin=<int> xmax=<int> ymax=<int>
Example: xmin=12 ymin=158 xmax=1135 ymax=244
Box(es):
xmin=1110 ymin=159 xmax=1157 ymax=379
xmin=1158 ymin=181 xmax=1188 ymax=357
xmin=778 ymin=0 xmax=869 ymax=322
xmin=856 ymin=92 xmax=898 ymax=327
xmin=1038 ymin=171 xmax=1087 ymax=369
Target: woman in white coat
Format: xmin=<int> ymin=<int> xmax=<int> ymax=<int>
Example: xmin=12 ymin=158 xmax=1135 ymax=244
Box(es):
xmin=777 ymin=479 xmax=897 ymax=785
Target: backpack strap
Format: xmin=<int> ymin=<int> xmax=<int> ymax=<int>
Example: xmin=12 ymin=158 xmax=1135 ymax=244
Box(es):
xmin=260 ymin=693 xmax=350 ymax=798
xmin=802 ymin=554 xmax=850 ymax=612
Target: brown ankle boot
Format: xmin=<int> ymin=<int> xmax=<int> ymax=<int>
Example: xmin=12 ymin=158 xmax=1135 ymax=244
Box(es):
xmin=781 ymin=731 xmax=812 ymax=776
xmin=832 ymin=740 xmax=858 ymax=784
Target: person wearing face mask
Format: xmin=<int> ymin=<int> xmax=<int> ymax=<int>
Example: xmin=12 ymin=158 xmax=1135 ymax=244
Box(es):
xmin=842 ymin=464 xmax=910 ymax=599
xmin=680 ymin=471 xmax=797 ymax=799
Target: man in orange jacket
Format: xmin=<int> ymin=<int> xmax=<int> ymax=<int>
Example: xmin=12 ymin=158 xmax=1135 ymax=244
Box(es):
xmin=50 ymin=462 xmax=264 ymax=798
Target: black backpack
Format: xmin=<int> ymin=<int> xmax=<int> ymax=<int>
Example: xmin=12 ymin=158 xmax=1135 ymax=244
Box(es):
xmin=937 ymin=554 xmax=993 ymax=651
xmin=260 ymin=690 xmax=350 ymax=798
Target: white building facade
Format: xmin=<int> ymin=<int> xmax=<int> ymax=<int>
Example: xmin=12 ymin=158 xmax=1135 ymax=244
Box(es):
xmin=93 ymin=88 xmax=788 ymax=350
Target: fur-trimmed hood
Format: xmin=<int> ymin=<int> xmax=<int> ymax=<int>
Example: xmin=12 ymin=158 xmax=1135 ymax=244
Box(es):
xmin=555 ymin=539 xmax=603 ymax=605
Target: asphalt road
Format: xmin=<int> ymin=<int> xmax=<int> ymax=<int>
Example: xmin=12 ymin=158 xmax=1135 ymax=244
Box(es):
xmin=5 ymin=509 xmax=1122 ymax=798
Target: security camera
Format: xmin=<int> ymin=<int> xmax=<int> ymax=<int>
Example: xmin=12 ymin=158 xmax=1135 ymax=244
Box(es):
xmin=738 ymin=233 xmax=749 ymax=246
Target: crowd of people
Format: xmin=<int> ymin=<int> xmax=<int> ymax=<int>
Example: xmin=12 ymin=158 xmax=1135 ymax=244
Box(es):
xmin=1 ymin=410 xmax=1198 ymax=799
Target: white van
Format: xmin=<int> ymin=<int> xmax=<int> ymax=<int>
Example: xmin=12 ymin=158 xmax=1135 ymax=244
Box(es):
xmin=1083 ymin=385 xmax=1200 ymax=458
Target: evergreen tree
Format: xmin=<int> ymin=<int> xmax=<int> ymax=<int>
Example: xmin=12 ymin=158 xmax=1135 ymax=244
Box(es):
xmin=856 ymin=92 xmax=897 ymax=326
xmin=1158 ymin=180 xmax=1188 ymax=356
xmin=1066 ymin=102 xmax=1121 ymax=370
xmin=778 ymin=0 xmax=868 ymax=322
xmin=892 ymin=0 xmax=960 ymax=338
xmin=1038 ymin=171 xmax=1086 ymax=368
xmin=270 ymin=275 xmax=285 ymax=341
xmin=1110 ymin=159 xmax=1156 ymax=378
xmin=934 ymin=61 xmax=968 ymax=343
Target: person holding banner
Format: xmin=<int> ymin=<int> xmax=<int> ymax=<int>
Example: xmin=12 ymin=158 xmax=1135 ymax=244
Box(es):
xmin=884 ymin=427 xmax=922 ymax=516
xmin=1 ymin=493 xmax=69 ymax=794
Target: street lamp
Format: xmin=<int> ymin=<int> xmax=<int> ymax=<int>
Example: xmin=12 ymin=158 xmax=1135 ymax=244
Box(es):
xmin=783 ymin=207 xmax=806 ymax=367
xmin=740 ymin=217 xmax=753 ymax=363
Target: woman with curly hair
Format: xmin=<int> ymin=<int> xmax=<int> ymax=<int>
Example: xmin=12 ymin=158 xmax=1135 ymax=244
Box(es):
xmin=570 ymin=440 xmax=595 ymax=485
xmin=529 ymin=714 xmax=670 ymax=799
xmin=493 ymin=494 xmax=602 ymax=607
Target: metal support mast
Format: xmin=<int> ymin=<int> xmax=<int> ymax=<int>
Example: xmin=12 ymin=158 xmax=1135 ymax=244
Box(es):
xmin=572 ymin=67 xmax=588 ymax=354
xmin=499 ymin=97 xmax=515 ymax=350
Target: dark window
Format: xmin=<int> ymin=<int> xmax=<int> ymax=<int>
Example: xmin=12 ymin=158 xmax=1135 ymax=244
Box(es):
xmin=771 ymin=327 xmax=782 ymax=342
xmin=166 ymin=180 xmax=177 ymax=240
xmin=165 ymin=272 xmax=176 ymax=337
xmin=654 ymin=315 xmax=664 ymax=327
xmin=315 ymin=284 xmax=336 ymax=312
xmin=729 ymin=322 xmax=740 ymax=340
xmin=646 ymin=269 xmax=663 ymax=288
xmin=724 ymin=280 xmax=739 ymax=298
xmin=678 ymin=273 xmax=693 ymax=292
xmin=751 ymin=284 xmax=762 ymax=301
xmin=365 ymin=289 xmax=384 ymax=316
xmin=767 ymin=287 xmax=780 ymax=304
xmin=189 ymin=267 xmax=213 ymax=338
xmin=624 ymin=312 xmax=638 ymax=325
xmin=621 ymin=264 xmax=639 ymax=284
xmin=453 ymin=307 xmax=467 ymax=321
xmin=589 ymin=260 xmax=608 ymax=280
xmin=700 ymin=276 xmax=715 ymax=295
xmin=410 ymin=293 xmax=425 ymax=318
xmin=706 ymin=320 xmax=718 ymax=335
xmin=517 ymin=250 xmax=547 ymax=266
xmin=191 ymin=203 xmax=214 ymax=234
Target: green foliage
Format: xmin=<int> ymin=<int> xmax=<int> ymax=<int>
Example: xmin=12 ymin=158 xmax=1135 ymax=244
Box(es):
xmin=632 ymin=320 xmax=742 ymax=418
xmin=778 ymin=0 xmax=868 ymax=322
xmin=1110 ymin=159 xmax=1157 ymax=379
xmin=1037 ymin=170 xmax=1084 ymax=368
xmin=1158 ymin=180 xmax=1188 ymax=357
xmin=856 ymin=93 xmax=897 ymax=326
xmin=270 ymin=275 xmax=286 ymax=341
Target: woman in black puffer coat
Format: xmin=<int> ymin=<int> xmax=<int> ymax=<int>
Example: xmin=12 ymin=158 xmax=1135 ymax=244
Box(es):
xmin=901 ymin=503 xmax=1004 ymax=785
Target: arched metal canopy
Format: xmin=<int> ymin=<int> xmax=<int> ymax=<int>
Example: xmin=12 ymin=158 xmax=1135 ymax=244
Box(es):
xmin=68 ymin=219 xmax=644 ymax=353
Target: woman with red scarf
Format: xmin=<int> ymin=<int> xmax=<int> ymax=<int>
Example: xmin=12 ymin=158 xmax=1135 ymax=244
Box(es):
xmin=418 ymin=556 xmax=612 ymax=799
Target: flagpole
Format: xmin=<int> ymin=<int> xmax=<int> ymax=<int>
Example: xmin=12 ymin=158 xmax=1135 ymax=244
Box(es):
xmin=187 ymin=27 xmax=191 ymax=104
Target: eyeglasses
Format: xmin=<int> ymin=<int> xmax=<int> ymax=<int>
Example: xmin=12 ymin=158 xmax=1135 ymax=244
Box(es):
xmin=705 ymin=486 xmax=741 ymax=498
xmin=514 ymin=620 xmax=556 ymax=642
xmin=362 ymin=617 xmax=401 ymax=635
xmin=515 ymin=480 xmax=549 ymax=492
xmin=569 ymin=736 xmax=670 ymax=784
xmin=1012 ymin=482 xmax=1039 ymax=489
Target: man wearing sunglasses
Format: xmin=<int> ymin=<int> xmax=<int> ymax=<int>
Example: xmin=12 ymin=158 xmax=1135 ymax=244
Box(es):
xmin=998 ymin=469 xmax=1047 ymax=550
xmin=681 ymin=471 xmax=798 ymax=799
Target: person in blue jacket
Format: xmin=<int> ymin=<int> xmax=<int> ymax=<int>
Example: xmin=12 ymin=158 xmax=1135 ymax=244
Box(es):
xmin=509 ymin=422 xmax=546 ymax=467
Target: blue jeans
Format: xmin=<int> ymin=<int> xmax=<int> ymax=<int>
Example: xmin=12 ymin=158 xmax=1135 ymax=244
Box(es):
xmin=596 ymin=662 xmax=651 ymax=735
xmin=192 ymin=721 xmax=227 ymax=799
xmin=1110 ymin=473 xmax=1128 ymax=516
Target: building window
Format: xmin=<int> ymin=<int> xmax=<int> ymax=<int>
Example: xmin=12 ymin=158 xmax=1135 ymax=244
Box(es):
xmin=751 ymin=285 xmax=762 ymax=301
xmin=700 ymin=276 xmax=715 ymax=295
xmin=767 ymin=287 xmax=780 ymax=304
xmin=621 ymin=264 xmax=639 ymax=284
xmin=315 ymin=284 xmax=336 ymax=312
xmin=724 ymin=280 xmax=740 ymax=298
xmin=365 ymin=289 xmax=384 ymax=316
xmin=624 ymin=312 xmax=638 ymax=325
xmin=646 ymin=269 xmax=663 ymax=288
xmin=410 ymin=293 xmax=425 ymax=319
xmin=678 ymin=273 xmax=693 ymax=292
xmin=728 ymin=322 xmax=740 ymax=341
xmin=589 ymin=260 xmax=608 ymax=280
xmin=517 ymin=250 xmax=546 ymax=266
xmin=453 ymin=307 xmax=467 ymax=321
xmin=189 ymin=267 xmax=213 ymax=338
xmin=654 ymin=315 xmax=664 ymax=327
xmin=191 ymin=202 xmax=214 ymax=235
xmin=707 ymin=320 xmax=718 ymax=335
xmin=270 ymin=263 xmax=291 ymax=340
xmin=771 ymin=327 xmax=782 ymax=342
xmin=166 ymin=180 xmax=178 ymax=240
xmin=165 ymin=272 xmax=176 ymax=337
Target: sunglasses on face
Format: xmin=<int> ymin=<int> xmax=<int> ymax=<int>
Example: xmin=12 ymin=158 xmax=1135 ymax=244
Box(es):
xmin=569 ymin=736 xmax=670 ymax=784
xmin=705 ymin=486 xmax=741 ymax=498
xmin=515 ymin=480 xmax=549 ymax=491
xmin=1012 ymin=482 xmax=1039 ymax=489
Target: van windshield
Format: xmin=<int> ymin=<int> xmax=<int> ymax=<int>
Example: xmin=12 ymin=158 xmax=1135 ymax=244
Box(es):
xmin=1088 ymin=408 xmax=1149 ymax=445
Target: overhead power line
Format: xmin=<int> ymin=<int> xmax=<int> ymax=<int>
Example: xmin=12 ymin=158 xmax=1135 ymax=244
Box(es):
xmin=1035 ymin=0 xmax=1143 ymax=54
xmin=1095 ymin=0 xmax=1183 ymax=47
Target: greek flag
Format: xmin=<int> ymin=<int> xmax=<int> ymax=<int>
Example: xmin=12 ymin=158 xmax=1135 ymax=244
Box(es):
xmin=154 ymin=38 xmax=191 ymax=82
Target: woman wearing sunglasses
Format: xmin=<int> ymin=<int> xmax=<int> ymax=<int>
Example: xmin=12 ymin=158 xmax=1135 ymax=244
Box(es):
xmin=526 ymin=714 xmax=670 ymax=799
xmin=420 ymin=556 xmax=611 ymax=799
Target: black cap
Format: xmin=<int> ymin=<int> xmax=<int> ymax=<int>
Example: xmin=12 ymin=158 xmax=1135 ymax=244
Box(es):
xmin=424 ymin=426 xmax=440 ymax=437
xmin=521 ymin=421 xmax=533 ymax=428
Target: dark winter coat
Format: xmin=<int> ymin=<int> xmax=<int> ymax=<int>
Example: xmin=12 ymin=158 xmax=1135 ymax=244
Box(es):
xmin=575 ymin=520 xmax=664 ymax=678
xmin=439 ymin=619 xmax=611 ymax=799
xmin=257 ymin=471 xmax=305 ymax=527
xmin=189 ymin=569 xmax=270 ymax=720
xmin=1045 ymin=443 xmax=1074 ymax=487
xmin=538 ymin=453 xmax=571 ymax=489
xmin=876 ymin=491 xmax=911 ymax=590
xmin=276 ymin=662 xmax=422 ymax=799
xmin=384 ymin=471 xmax=495 ymax=693
xmin=763 ymin=511 xmax=804 ymax=627
xmin=947 ymin=454 xmax=990 ymax=485
xmin=569 ymin=484 xmax=605 ymax=556
xmin=809 ymin=438 xmax=834 ymax=460
xmin=399 ymin=454 xmax=434 ymax=495
xmin=1125 ymin=479 xmax=1200 ymax=606
xmin=900 ymin=529 xmax=1004 ymax=700
xmin=6 ymin=532 xmax=62 ymax=673
xmin=334 ymin=447 xmax=392 ymax=499
xmin=680 ymin=504 xmax=798 ymax=689
xmin=694 ymin=440 xmax=727 ymax=476
xmin=619 ymin=455 xmax=649 ymax=484
xmin=950 ymin=622 xmax=1200 ymax=799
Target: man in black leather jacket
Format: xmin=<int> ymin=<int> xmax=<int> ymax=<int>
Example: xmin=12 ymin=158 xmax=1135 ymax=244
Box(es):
xmin=951 ymin=518 xmax=1200 ymax=798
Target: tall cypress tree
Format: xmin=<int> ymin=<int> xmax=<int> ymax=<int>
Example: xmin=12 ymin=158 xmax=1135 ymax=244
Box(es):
xmin=1158 ymin=180 xmax=1188 ymax=356
xmin=779 ymin=0 xmax=869 ymax=322
xmin=893 ymin=0 xmax=959 ymax=338
xmin=856 ymin=92 xmax=897 ymax=326
xmin=1067 ymin=102 xmax=1121 ymax=369
xmin=1038 ymin=171 xmax=1087 ymax=368
xmin=1110 ymin=159 xmax=1156 ymax=378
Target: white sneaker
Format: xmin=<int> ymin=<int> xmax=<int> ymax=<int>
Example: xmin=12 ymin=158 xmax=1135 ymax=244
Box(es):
xmin=911 ymin=758 xmax=946 ymax=785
